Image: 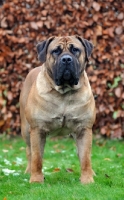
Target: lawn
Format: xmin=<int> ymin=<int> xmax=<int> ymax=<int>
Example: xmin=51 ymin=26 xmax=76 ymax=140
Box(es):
xmin=0 ymin=134 xmax=124 ymax=200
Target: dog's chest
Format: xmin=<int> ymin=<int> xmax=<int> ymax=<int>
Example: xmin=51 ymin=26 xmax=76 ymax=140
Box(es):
xmin=37 ymin=92 xmax=88 ymax=132
xmin=44 ymin=106 xmax=81 ymax=133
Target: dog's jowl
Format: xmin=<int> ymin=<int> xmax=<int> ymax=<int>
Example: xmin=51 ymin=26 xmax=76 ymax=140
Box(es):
xmin=19 ymin=36 xmax=96 ymax=184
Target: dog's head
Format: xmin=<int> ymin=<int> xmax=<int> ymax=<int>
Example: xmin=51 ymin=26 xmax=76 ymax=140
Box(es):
xmin=37 ymin=36 xmax=93 ymax=93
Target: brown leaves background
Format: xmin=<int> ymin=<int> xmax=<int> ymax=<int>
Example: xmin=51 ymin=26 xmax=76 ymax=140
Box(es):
xmin=0 ymin=0 xmax=124 ymax=138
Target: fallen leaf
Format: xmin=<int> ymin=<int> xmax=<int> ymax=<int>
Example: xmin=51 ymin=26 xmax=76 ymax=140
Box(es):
xmin=101 ymin=126 xmax=107 ymax=135
xmin=114 ymin=87 xmax=121 ymax=98
xmin=20 ymin=147 xmax=25 ymax=150
xmin=95 ymin=25 xmax=102 ymax=36
xmin=66 ymin=168 xmax=74 ymax=173
xmin=3 ymin=197 xmax=7 ymax=200
xmin=0 ymin=119 xmax=4 ymax=126
xmin=41 ymin=10 xmax=47 ymax=16
xmin=2 ymin=149 xmax=8 ymax=153
xmin=104 ymin=158 xmax=111 ymax=161
xmin=117 ymin=13 xmax=124 ymax=20
xmin=115 ymin=26 xmax=123 ymax=35
xmin=92 ymin=2 xmax=101 ymax=11
xmin=105 ymin=174 xmax=110 ymax=178
xmin=116 ymin=153 xmax=122 ymax=157
xmin=37 ymin=21 xmax=43 ymax=28
xmin=30 ymin=22 xmax=38 ymax=30
xmin=53 ymin=168 xmax=60 ymax=172
xmin=1 ymin=17 xmax=8 ymax=28
xmin=7 ymin=91 xmax=13 ymax=101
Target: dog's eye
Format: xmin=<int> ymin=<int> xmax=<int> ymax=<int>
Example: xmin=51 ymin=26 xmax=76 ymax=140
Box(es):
xmin=72 ymin=47 xmax=79 ymax=53
xmin=71 ymin=47 xmax=79 ymax=54
xmin=73 ymin=48 xmax=79 ymax=52
xmin=52 ymin=47 xmax=61 ymax=55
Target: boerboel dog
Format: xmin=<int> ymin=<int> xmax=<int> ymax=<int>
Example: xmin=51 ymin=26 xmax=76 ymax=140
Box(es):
xmin=20 ymin=35 xmax=96 ymax=184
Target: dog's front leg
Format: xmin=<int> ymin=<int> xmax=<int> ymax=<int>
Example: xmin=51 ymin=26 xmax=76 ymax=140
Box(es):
xmin=30 ymin=127 xmax=46 ymax=183
xmin=76 ymin=128 xmax=94 ymax=184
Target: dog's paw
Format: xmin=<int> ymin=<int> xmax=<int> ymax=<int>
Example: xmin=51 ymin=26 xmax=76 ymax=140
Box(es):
xmin=80 ymin=174 xmax=94 ymax=184
xmin=30 ymin=174 xmax=44 ymax=183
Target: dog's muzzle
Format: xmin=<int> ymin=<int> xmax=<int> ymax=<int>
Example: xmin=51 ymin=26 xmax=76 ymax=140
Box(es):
xmin=55 ymin=54 xmax=79 ymax=86
xmin=61 ymin=55 xmax=72 ymax=81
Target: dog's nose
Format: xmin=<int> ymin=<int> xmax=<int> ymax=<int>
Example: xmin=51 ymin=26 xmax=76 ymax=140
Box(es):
xmin=61 ymin=55 xmax=72 ymax=64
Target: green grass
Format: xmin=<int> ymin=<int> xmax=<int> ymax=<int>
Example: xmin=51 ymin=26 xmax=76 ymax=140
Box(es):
xmin=0 ymin=135 xmax=124 ymax=200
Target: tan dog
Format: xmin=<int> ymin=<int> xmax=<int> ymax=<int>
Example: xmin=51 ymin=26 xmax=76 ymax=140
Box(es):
xmin=20 ymin=36 xmax=96 ymax=184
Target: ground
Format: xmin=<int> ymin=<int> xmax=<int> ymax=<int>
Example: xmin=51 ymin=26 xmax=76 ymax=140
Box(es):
xmin=0 ymin=134 xmax=124 ymax=200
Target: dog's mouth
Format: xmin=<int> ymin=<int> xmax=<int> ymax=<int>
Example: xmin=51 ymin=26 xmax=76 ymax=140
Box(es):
xmin=54 ymin=54 xmax=80 ymax=87
xmin=62 ymin=82 xmax=73 ymax=90
xmin=55 ymin=70 xmax=79 ymax=87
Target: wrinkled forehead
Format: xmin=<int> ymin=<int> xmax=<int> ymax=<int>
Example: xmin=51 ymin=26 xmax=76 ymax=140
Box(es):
xmin=48 ymin=36 xmax=84 ymax=51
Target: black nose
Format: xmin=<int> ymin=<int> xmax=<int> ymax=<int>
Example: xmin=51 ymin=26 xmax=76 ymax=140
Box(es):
xmin=61 ymin=55 xmax=72 ymax=64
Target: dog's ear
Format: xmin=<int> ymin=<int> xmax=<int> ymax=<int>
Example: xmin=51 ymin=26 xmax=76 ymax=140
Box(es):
xmin=36 ymin=36 xmax=55 ymax=63
xmin=76 ymin=36 xmax=93 ymax=61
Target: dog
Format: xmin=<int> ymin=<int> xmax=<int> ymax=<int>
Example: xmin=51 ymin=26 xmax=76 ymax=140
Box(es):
xmin=19 ymin=35 xmax=96 ymax=184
